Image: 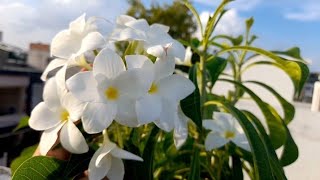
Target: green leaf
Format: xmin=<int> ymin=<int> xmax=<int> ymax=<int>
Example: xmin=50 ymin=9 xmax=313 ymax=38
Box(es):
xmin=280 ymin=124 xmax=299 ymax=166
xmin=12 ymin=156 xmax=66 ymax=180
xmin=245 ymin=81 xmax=295 ymax=124
xmin=205 ymin=101 xmax=275 ymax=180
xmin=183 ymin=1 xmax=203 ymax=37
xmin=219 ymin=46 xmax=309 ymax=95
xmin=245 ymin=17 xmax=254 ymax=31
xmin=203 ymin=0 xmax=232 ymax=43
xmin=10 ymin=144 xmax=38 ymax=174
xmin=272 ymin=47 xmax=302 ymax=60
xmin=181 ymin=64 xmax=202 ymax=129
xmin=211 ymin=35 xmax=243 ymax=46
xmin=12 ymin=116 xmax=29 ymax=132
xmin=206 ymin=56 xmax=227 ymax=87
xmin=188 ymin=148 xmax=200 ymax=180
xmin=232 ymin=155 xmax=243 ymax=180
xmin=243 ymin=111 xmax=287 ymax=180
xmin=220 ymin=79 xmax=286 ymax=148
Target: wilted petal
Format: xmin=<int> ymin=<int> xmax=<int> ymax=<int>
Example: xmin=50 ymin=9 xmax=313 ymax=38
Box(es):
xmin=51 ymin=29 xmax=81 ymax=59
xmin=158 ymin=74 xmax=195 ymax=102
xmin=82 ymin=102 xmax=117 ymax=134
xmin=111 ymin=146 xmax=143 ymax=161
xmin=29 ymin=102 xmax=60 ymax=131
xmin=67 ymin=71 xmax=101 ymax=102
xmin=106 ymin=157 xmax=125 ymax=180
xmin=77 ymin=32 xmax=106 ymax=56
xmin=205 ymin=133 xmax=228 ymax=151
xmin=174 ymin=107 xmax=189 ymax=149
xmin=136 ymin=94 xmax=162 ymax=125
xmin=41 ymin=58 xmax=65 ymax=81
xmin=39 ymin=123 xmax=64 ymax=155
xmin=93 ymin=48 xmax=125 ymax=79
xmin=89 ymin=147 xmax=112 ymax=180
xmin=60 ymin=120 xmax=89 ymax=154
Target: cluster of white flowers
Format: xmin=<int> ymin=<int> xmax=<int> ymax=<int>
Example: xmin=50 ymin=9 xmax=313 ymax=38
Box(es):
xmin=28 ymin=14 xmax=195 ymax=180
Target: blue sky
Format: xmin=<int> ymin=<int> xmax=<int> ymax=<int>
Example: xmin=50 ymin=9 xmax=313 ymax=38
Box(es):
xmin=0 ymin=0 xmax=319 ymax=71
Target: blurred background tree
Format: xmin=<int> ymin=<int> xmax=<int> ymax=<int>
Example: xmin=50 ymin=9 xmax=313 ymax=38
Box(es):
xmin=126 ymin=0 xmax=197 ymax=41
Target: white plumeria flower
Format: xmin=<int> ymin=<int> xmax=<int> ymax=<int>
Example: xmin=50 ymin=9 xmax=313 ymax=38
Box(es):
xmin=125 ymin=55 xmax=195 ymax=132
xmin=175 ymin=46 xmax=192 ymax=67
xmin=67 ymin=48 xmax=151 ymax=134
xmin=88 ymin=136 xmax=143 ymax=180
xmin=41 ymin=14 xmax=107 ymax=81
xmin=29 ymin=77 xmax=88 ymax=155
xmin=173 ymin=105 xmax=189 ymax=149
xmin=111 ymin=15 xmax=185 ymax=61
xmin=203 ymin=112 xmax=250 ymax=151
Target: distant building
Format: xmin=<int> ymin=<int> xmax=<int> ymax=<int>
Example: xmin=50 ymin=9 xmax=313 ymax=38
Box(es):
xmin=296 ymin=72 xmax=320 ymax=103
xmin=27 ymin=43 xmax=51 ymax=71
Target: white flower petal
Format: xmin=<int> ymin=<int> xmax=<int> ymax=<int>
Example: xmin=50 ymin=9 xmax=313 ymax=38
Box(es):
xmin=77 ymin=32 xmax=106 ymax=56
xmin=111 ymin=27 xmax=146 ymax=41
xmin=93 ymin=48 xmax=125 ymax=79
xmin=39 ymin=123 xmax=64 ymax=155
xmin=213 ymin=112 xmax=234 ymax=131
xmin=170 ymin=40 xmax=186 ymax=61
xmin=29 ymin=102 xmax=60 ymax=131
xmin=146 ymin=45 xmax=165 ymax=58
xmin=106 ymin=157 xmax=125 ymax=180
xmin=61 ymin=93 xmax=85 ymax=121
xmin=174 ymin=106 xmax=189 ymax=149
xmin=40 ymin=58 xmax=65 ymax=81
xmin=111 ymin=146 xmax=143 ymax=161
xmin=116 ymin=15 xmax=136 ymax=25
xmin=155 ymin=98 xmax=177 ymax=132
xmin=125 ymin=55 xmax=152 ymax=69
xmin=69 ymin=13 xmax=86 ymax=34
xmin=125 ymin=19 xmax=149 ymax=32
xmin=89 ymin=148 xmax=112 ymax=180
xmin=96 ymin=142 xmax=117 ymax=166
xmin=150 ymin=23 xmax=170 ymax=33
xmin=158 ymin=74 xmax=195 ymax=102
xmin=67 ymin=71 xmax=101 ymax=102
xmin=43 ymin=77 xmax=61 ymax=111
xmin=114 ymin=69 xmax=152 ymax=98
xmin=60 ymin=120 xmax=89 ymax=154
xmin=115 ymin=97 xmax=139 ymax=127
xmin=205 ymin=133 xmax=228 ymax=151
xmin=51 ymin=29 xmax=81 ymax=59
xmin=136 ymin=94 xmax=162 ymax=125
xmin=233 ymin=134 xmax=251 ymax=151
xmin=82 ymin=102 xmax=116 ymax=134
xmin=154 ymin=57 xmax=175 ymax=81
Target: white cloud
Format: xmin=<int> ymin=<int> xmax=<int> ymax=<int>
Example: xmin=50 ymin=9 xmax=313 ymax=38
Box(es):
xmin=193 ymin=0 xmax=261 ymax=11
xmin=0 ymin=0 xmax=128 ymax=49
xmin=285 ymin=2 xmax=320 ymax=21
xmin=194 ymin=9 xmax=244 ymax=39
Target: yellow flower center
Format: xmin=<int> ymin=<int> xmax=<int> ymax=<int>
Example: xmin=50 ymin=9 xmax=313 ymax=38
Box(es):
xmin=148 ymin=83 xmax=158 ymax=94
xmin=60 ymin=110 xmax=69 ymax=122
xmin=224 ymin=130 xmax=235 ymax=139
xmin=105 ymin=86 xmax=119 ymax=100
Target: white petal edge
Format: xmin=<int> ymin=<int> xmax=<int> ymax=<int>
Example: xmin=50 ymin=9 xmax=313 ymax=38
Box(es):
xmin=82 ymin=102 xmax=117 ymax=134
xmin=205 ymin=133 xmax=228 ymax=151
xmin=93 ymin=48 xmax=125 ymax=79
xmin=89 ymin=147 xmax=112 ymax=180
xmin=39 ymin=123 xmax=64 ymax=155
xmin=29 ymin=102 xmax=60 ymax=131
xmin=60 ymin=120 xmax=89 ymax=154
xmin=41 ymin=58 xmax=65 ymax=81
xmin=106 ymin=157 xmax=125 ymax=180
xmin=111 ymin=146 xmax=143 ymax=161
xmin=136 ymin=94 xmax=162 ymax=125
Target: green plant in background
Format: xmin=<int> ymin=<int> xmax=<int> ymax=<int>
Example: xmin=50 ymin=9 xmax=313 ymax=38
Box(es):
xmin=11 ymin=0 xmax=309 ymax=180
